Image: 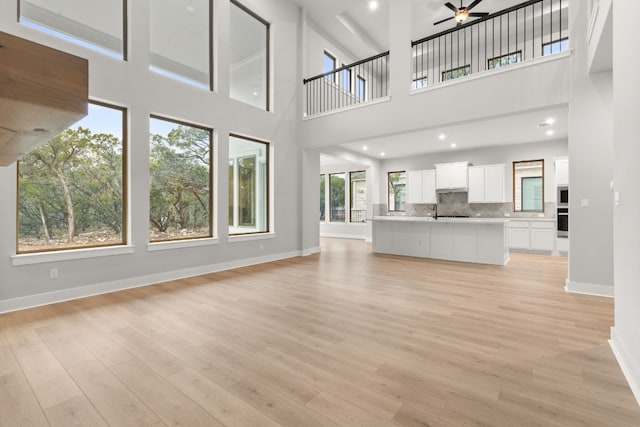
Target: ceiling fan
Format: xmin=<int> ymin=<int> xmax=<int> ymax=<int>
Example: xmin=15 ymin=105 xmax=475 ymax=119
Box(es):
xmin=434 ymin=0 xmax=490 ymax=26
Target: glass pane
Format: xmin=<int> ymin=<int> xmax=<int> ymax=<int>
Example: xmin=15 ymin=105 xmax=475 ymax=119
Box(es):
xmin=350 ymin=171 xmax=366 ymax=223
xmin=323 ymin=53 xmax=335 ymax=82
xmin=149 ymin=117 xmax=212 ymax=241
xmin=513 ymin=160 xmax=544 ymax=212
xmin=20 ymin=0 xmax=124 ymax=59
xmin=357 ymin=76 xmax=366 ymax=101
xmin=442 ymin=65 xmax=470 ymax=82
xmin=229 ymin=135 xmax=268 ymax=234
xmin=488 ymin=51 xmax=522 ymax=69
xmin=230 ymin=1 xmax=269 ymax=110
xmin=329 ymin=173 xmax=346 ymax=222
xmin=341 ymin=68 xmax=351 ymax=92
xmin=320 ymin=175 xmax=326 ymax=221
xmin=150 ymin=0 xmax=211 ymax=89
xmin=388 ymin=172 xmax=406 ymax=212
xmin=18 ymin=103 xmax=125 ymax=253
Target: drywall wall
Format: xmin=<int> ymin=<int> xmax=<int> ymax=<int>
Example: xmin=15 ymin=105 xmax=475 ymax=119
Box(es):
xmin=0 ymin=0 xmax=307 ymax=310
xmin=611 ymin=0 xmax=640 ymax=406
xmin=566 ymin=1 xmax=614 ymax=295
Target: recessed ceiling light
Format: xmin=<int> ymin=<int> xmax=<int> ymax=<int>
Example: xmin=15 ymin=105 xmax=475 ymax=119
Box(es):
xmin=546 ymin=130 xmax=555 ymax=136
xmin=363 ymin=146 xmax=368 ymax=151
xmin=450 ymin=143 xmax=457 ymax=148
xmin=439 ymin=134 xmax=446 ymax=140
xmin=546 ymin=117 xmax=555 ymax=125
xmin=380 ymin=152 xmax=385 ymax=157
xmin=369 ymin=1 xmax=379 ymax=11
xmin=186 ymin=5 xmax=195 ymax=13
xmin=253 ymin=91 xmax=258 ymax=96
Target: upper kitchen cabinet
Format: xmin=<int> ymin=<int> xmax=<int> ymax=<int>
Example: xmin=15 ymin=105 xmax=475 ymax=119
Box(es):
xmin=435 ymin=162 xmax=469 ymax=192
xmin=0 ymin=32 xmax=88 ymax=166
xmin=468 ymin=164 xmax=506 ymax=203
xmin=555 ymin=158 xmax=569 ymax=186
xmin=406 ymin=169 xmax=436 ymax=204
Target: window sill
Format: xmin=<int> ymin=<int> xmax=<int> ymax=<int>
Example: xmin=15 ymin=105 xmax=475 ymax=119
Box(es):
xmin=147 ymin=237 xmax=219 ymax=252
xmin=228 ymin=232 xmax=275 ymax=243
xmin=11 ymin=245 xmax=135 ymax=266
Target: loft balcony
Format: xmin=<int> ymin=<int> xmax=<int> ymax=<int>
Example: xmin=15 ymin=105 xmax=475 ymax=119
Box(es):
xmin=303 ymin=0 xmax=568 ymax=118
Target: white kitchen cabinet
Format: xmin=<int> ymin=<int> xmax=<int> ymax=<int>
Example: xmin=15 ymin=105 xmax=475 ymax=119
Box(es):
xmin=406 ymin=169 xmax=436 ymax=204
xmin=508 ymin=220 xmax=556 ymax=253
xmin=436 ymin=162 xmax=469 ymax=191
xmin=468 ymin=164 xmax=505 ymax=203
xmin=555 ymin=159 xmax=569 ymax=186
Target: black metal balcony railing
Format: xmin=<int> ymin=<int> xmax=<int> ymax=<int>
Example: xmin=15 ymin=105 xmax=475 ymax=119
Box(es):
xmin=411 ymin=0 xmax=568 ymax=89
xmin=303 ymin=51 xmax=389 ymax=117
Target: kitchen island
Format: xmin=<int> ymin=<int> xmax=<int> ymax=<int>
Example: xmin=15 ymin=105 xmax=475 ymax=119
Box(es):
xmin=372 ymin=216 xmax=509 ymax=265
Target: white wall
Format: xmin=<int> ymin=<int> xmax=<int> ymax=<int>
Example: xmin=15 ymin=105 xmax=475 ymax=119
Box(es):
xmin=379 ymin=139 xmax=568 ymax=209
xmin=0 ymin=0 xmax=307 ymax=311
xmin=611 ymin=0 xmax=640 ymax=406
xmin=566 ymin=1 xmax=614 ymax=296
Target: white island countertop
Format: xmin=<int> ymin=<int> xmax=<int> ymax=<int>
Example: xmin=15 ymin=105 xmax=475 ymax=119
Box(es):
xmin=372 ymin=216 xmax=510 ymax=224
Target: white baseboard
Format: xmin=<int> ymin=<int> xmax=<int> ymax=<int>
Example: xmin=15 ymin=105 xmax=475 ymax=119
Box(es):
xmin=0 ymin=249 xmax=306 ymax=314
xmin=301 ymin=246 xmax=321 ymax=256
xmin=565 ymin=279 xmax=614 ymax=297
xmin=320 ymin=233 xmax=365 ymax=240
xmin=610 ymin=327 xmax=640 ymax=407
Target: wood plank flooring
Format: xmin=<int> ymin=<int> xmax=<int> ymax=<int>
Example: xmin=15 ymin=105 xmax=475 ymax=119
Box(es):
xmin=1 ymin=238 xmax=639 ymax=426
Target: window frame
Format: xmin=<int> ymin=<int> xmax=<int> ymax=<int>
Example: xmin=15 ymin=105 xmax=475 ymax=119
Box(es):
xmin=328 ymin=172 xmax=346 ymax=223
xmin=487 ymin=50 xmax=522 ymax=69
xmin=542 ymin=37 xmax=569 ymax=56
xmin=356 ymin=75 xmax=366 ymax=101
xmin=387 ymin=171 xmax=406 ymax=213
xmin=228 ymin=133 xmax=270 ymax=236
xmin=16 ymin=100 xmax=129 ymax=254
xmin=320 ymin=174 xmax=326 ymax=222
xmin=341 ymin=64 xmax=352 ymax=93
xmin=442 ymin=64 xmax=471 ymax=82
xmin=323 ymin=51 xmax=337 ymax=83
xmin=148 ymin=114 xmax=214 ymax=243
xmin=412 ymin=77 xmax=428 ymax=90
xmin=349 ymin=170 xmax=366 ymax=223
xmin=512 ymin=159 xmax=545 ymax=213
xmin=230 ymin=0 xmax=271 ymax=111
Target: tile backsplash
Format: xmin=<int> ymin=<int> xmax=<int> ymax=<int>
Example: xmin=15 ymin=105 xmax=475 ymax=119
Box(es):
xmin=375 ymin=192 xmax=556 ymax=218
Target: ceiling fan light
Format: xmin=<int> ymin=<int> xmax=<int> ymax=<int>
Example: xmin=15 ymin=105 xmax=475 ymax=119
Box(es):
xmin=454 ymin=10 xmax=469 ymax=24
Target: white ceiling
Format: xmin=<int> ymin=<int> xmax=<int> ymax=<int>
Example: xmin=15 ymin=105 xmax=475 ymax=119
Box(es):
xmin=340 ymin=106 xmax=568 ymax=159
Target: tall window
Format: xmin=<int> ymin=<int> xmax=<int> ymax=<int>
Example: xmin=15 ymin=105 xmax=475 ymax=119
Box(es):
xmin=17 ymin=102 xmax=126 ymax=253
xmin=229 ymin=135 xmax=269 ymax=234
xmin=149 ymin=117 xmax=213 ymax=242
xmin=230 ymin=1 xmax=270 ymax=110
xmin=150 ymin=0 xmax=212 ymax=89
xmin=320 ymin=175 xmax=326 ymax=221
xmin=388 ymin=171 xmax=406 ymax=212
xmin=341 ymin=65 xmax=352 ymax=92
xmin=350 ymin=171 xmax=366 ymax=223
xmin=19 ymin=0 xmax=126 ymax=59
xmin=329 ymin=173 xmax=346 ymax=222
xmin=324 ymin=52 xmax=336 ymax=82
xmin=513 ymin=160 xmax=544 ymax=212
xmin=356 ymin=75 xmax=366 ymax=101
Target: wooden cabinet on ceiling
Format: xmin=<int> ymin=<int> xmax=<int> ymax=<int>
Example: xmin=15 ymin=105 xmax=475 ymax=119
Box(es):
xmin=0 ymin=31 xmax=88 ymax=166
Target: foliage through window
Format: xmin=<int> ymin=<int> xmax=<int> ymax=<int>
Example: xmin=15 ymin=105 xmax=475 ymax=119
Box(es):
xmin=388 ymin=171 xmax=406 ymax=212
xmin=543 ymin=38 xmax=569 ymax=56
xmin=488 ymin=51 xmax=522 ymax=69
xmin=19 ymin=0 xmax=126 ymax=59
xmin=18 ymin=102 xmax=126 ymax=253
xmin=229 ymin=135 xmax=269 ymax=234
xmin=320 ymin=175 xmax=326 ymax=221
xmin=513 ymin=160 xmax=544 ymax=212
xmin=350 ymin=171 xmax=366 ymax=223
xmin=149 ymin=117 xmax=212 ymax=242
xmin=229 ymin=0 xmax=270 ymax=110
xmin=329 ymin=173 xmax=346 ymax=222
xmin=442 ymin=65 xmax=470 ymax=82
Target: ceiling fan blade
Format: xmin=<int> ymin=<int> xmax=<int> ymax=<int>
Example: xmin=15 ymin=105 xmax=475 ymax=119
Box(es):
xmin=466 ymin=0 xmax=484 ymax=11
xmin=434 ymin=16 xmax=456 ymax=25
xmin=444 ymin=2 xmax=458 ymax=12
xmin=468 ymin=12 xmax=489 ymax=17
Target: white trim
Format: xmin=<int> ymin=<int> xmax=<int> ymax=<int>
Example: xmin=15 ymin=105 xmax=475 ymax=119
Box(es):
xmin=147 ymin=238 xmax=219 ymax=252
xmin=565 ymin=279 xmax=614 ymax=298
xmin=586 ymin=2 xmax=600 ymax=45
xmin=320 ymin=233 xmax=365 ymax=240
xmin=228 ymin=232 xmax=276 ymax=243
xmin=0 ymin=248 xmax=303 ymax=314
xmin=302 ymin=96 xmax=391 ymax=121
xmin=302 ymin=246 xmax=321 ymax=256
xmin=11 ymin=245 xmax=135 ymax=266
xmin=610 ymin=327 xmax=640 ymax=407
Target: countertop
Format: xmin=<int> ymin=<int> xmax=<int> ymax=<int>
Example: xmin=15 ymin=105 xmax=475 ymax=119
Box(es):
xmin=372 ymin=216 xmax=509 ymax=224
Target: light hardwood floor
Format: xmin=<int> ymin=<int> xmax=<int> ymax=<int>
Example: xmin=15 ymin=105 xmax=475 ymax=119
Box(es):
xmin=1 ymin=238 xmax=639 ymax=426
